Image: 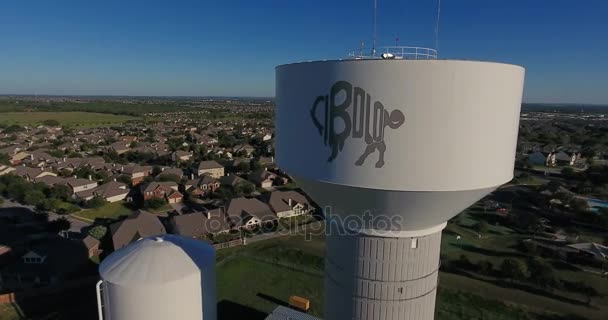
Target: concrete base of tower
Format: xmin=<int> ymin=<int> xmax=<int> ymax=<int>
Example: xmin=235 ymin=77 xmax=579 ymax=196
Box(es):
xmin=324 ymin=224 xmax=444 ymax=320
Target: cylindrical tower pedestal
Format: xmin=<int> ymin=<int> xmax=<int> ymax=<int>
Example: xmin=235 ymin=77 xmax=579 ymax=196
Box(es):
xmin=325 ymin=225 xmax=444 ymax=320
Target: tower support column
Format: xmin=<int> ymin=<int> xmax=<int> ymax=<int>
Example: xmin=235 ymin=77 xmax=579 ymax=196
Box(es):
xmin=325 ymin=224 xmax=444 ymax=320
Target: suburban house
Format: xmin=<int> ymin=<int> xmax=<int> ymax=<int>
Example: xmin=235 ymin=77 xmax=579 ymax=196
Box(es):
xmin=248 ymin=169 xmax=277 ymax=189
xmin=220 ymin=174 xmax=252 ymax=189
xmin=194 ymin=160 xmax=224 ymax=178
xmin=158 ymin=167 xmax=184 ymax=179
xmin=12 ymin=166 xmax=57 ymax=181
xmin=0 ymin=238 xmax=91 ymax=290
xmin=141 ymin=181 xmax=182 ymax=203
xmin=119 ymin=135 xmax=138 ymax=143
xmin=34 ymin=175 xmax=67 ymax=187
xmin=75 ymin=181 xmax=129 ymax=203
xmin=110 ymin=141 xmax=131 ymax=154
xmin=66 ymin=177 xmax=98 ymax=194
xmin=169 ymin=208 xmax=230 ymax=238
xmin=225 ymin=197 xmax=276 ymax=229
xmin=171 ymin=150 xmax=193 ymax=162
xmin=122 ymin=165 xmax=152 ymax=185
xmin=8 ymin=151 xmax=31 ymax=165
xmin=82 ymin=235 xmax=101 ymax=258
xmin=266 ymin=190 xmax=315 ymax=218
xmin=566 ymin=242 xmax=608 ymax=262
xmin=232 ymin=144 xmax=255 ymax=157
xmin=554 ymin=151 xmax=573 ymax=166
xmin=186 ymin=174 xmax=220 ymax=197
xmin=109 ymin=210 xmax=167 ymax=250
xmin=0 ymin=165 xmax=16 ymax=176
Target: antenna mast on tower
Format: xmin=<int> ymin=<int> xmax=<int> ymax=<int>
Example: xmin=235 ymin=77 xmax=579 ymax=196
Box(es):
xmin=372 ymin=0 xmax=378 ymax=57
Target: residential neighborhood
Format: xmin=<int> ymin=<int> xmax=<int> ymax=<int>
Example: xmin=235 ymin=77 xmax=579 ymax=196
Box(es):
xmin=0 ymin=104 xmax=320 ymax=299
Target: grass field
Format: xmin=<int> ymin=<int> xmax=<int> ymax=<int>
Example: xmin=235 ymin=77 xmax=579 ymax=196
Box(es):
xmin=73 ymin=201 xmax=134 ymax=221
xmin=215 ymin=225 xmax=603 ymax=320
xmin=0 ymin=112 xmax=140 ymax=127
xmin=0 ymin=304 xmax=20 ymax=320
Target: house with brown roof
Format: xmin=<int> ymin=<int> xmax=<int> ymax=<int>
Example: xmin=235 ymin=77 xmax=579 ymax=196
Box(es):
xmin=0 ymin=237 xmax=91 ymax=290
xmin=109 ymin=210 xmax=167 ymax=250
xmin=186 ymin=174 xmax=220 ymax=198
xmin=65 ymin=177 xmax=98 ymax=194
xmin=75 ymin=181 xmax=129 ymax=203
xmin=248 ymin=169 xmax=277 ymax=189
xmin=266 ymin=191 xmax=315 ymax=218
xmin=121 ymin=165 xmax=152 ymax=185
xmin=171 ymin=150 xmax=193 ymax=162
xmin=220 ymin=174 xmax=251 ymax=189
xmin=12 ymin=166 xmax=57 ymax=181
xmin=141 ymin=181 xmax=182 ymax=203
xmin=169 ymin=208 xmax=230 ymax=238
xmin=82 ymin=235 xmax=101 ymax=258
xmin=158 ymin=167 xmax=184 ymax=179
xmin=225 ymin=197 xmax=276 ymax=229
xmin=109 ymin=141 xmax=131 ymax=155
xmin=194 ymin=160 xmax=224 ymax=178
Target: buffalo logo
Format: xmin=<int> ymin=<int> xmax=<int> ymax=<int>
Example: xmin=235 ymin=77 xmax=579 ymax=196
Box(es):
xmin=310 ymin=81 xmax=405 ymax=168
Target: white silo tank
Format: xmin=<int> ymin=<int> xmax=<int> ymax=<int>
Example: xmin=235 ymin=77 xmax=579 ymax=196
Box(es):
xmin=276 ymin=55 xmax=524 ymax=320
xmin=96 ymin=235 xmax=216 ymax=320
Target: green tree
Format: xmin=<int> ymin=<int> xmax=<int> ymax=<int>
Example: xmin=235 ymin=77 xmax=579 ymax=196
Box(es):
xmin=473 ymin=221 xmax=489 ymax=234
xmin=238 ymin=161 xmax=250 ymax=173
xmin=48 ymin=184 xmax=71 ymax=201
xmin=86 ymin=195 xmax=107 ymax=209
xmin=42 ymin=119 xmax=60 ymax=127
xmin=23 ymin=190 xmax=46 ymax=206
xmin=3 ymin=124 xmax=24 ymax=134
xmin=48 ymin=217 xmax=71 ymax=233
xmin=152 ymin=166 xmax=163 ymax=177
xmin=500 ymin=258 xmax=527 ymax=284
xmin=569 ymin=198 xmax=589 ymax=213
xmin=0 ymin=153 xmax=9 ymax=165
xmin=235 ymin=181 xmax=254 ymax=197
xmin=527 ymin=258 xmax=557 ymax=289
xmin=144 ymin=198 xmax=167 ymax=210
xmin=158 ymin=174 xmax=181 ymax=183
xmin=88 ymin=225 xmax=108 ymax=240
xmin=478 ymin=260 xmax=494 ymax=276
xmin=250 ymin=160 xmax=262 ymax=172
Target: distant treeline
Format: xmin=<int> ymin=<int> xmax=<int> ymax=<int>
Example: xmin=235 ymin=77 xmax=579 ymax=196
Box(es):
xmin=522 ymin=103 xmax=608 ymax=114
xmin=0 ymin=100 xmax=196 ymax=116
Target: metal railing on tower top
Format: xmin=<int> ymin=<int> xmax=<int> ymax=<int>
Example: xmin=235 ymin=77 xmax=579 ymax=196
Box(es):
xmin=348 ymin=46 xmax=438 ymax=60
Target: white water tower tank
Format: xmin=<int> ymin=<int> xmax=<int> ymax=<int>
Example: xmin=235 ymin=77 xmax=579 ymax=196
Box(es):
xmin=276 ymin=56 xmax=524 ymax=320
xmin=97 ymin=235 xmax=216 ymax=320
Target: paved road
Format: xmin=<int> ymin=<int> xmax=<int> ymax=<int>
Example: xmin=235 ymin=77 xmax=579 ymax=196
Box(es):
xmin=1 ymin=198 xmax=91 ymax=233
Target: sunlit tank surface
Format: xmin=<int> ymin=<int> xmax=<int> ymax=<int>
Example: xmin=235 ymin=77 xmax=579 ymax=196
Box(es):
xmin=98 ymin=235 xmax=216 ymax=320
xmin=276 ymin=59 xmax=524 ymax=320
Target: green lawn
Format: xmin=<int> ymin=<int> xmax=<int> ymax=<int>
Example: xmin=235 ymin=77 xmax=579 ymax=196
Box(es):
xmin=214 ymin=225 xmax=604 ymax=320
xmin=218 ymin=256 xmax=324 ymax=317
xmin=0 ymin=304 xmax=20 ymax=320
xmin=0 ymin=111 xmax=140 ymax=127
xmin=73 ymin=201 xmax=134 ymax=221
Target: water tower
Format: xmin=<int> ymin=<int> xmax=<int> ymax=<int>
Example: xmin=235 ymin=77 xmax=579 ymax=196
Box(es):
xmin=275 ymin=49 xmax=524 ymax=318
xmin=96 ymin=235 xmax=216 ymax=320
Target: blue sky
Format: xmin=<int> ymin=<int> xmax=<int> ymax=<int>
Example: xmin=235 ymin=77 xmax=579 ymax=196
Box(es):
xmin=0 ymin=0 xmax=606 ymax=103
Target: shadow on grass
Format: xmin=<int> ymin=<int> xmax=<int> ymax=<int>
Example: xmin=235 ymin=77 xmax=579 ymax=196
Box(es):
xmin=444 ymin=269 xmax=591 ymax=308
xmin=218 ymin=300 xmax=267 ymax=320
xmin=257 ymin=292 xmax=289 ymax=307
xmin=454 ymin=243 xmax=528 ymax=259
xmin=550 ymin=259 xmax=580 ymax=271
